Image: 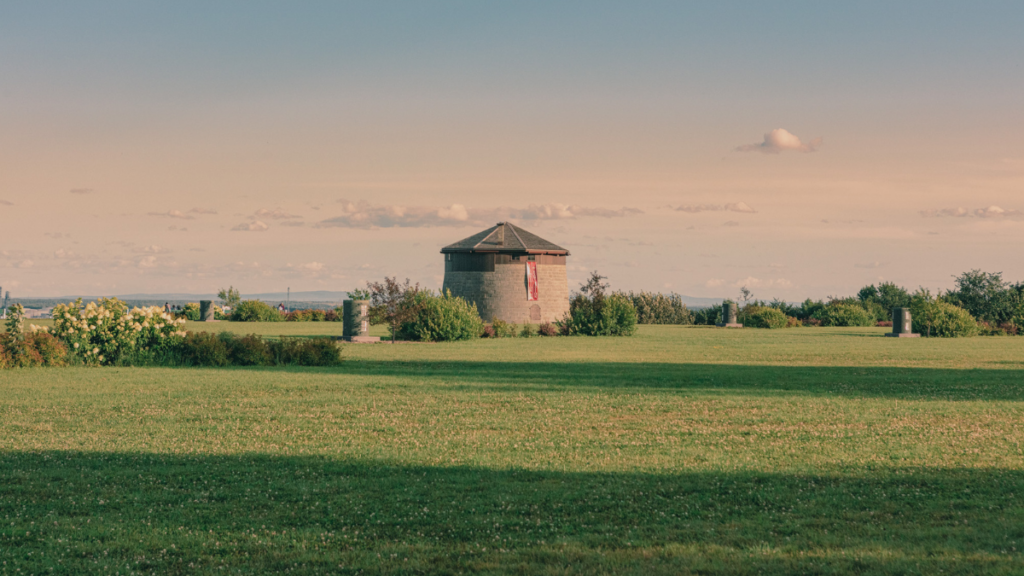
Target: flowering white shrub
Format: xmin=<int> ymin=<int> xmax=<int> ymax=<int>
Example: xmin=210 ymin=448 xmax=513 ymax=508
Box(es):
xmin=51 ymin=298 xmax=186 ymax=365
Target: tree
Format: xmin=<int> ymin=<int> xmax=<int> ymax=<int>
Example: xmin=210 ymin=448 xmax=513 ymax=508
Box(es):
xmin=348 ymin=288 xmax=371 ymax=300
xmin=739 ymin=286 xmax=753 ymax=305
xmin=366 ymin=277 xmax=421 ymax=344
xmin=875 ymin=282 xmax=911 ymax=310
xmin=561 ymin=271 xmax=637 ymax=336
xmin=945 ymin=270 xmax=1019 ymax=324
xmin=217 ymin=286 xmax=241 ymax=310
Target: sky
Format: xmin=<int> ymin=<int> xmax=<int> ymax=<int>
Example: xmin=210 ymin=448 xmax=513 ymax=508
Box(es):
xmin=2 ymin=1 xmax=1023 ymax=300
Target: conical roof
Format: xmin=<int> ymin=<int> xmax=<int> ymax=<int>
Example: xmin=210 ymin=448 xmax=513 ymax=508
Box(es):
xmin=441 ymin=222 xmax=569 ymax=255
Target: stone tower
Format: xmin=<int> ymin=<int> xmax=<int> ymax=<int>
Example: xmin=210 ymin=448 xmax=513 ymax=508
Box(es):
xmin=441 ymin=222 xmax=570 ymax=324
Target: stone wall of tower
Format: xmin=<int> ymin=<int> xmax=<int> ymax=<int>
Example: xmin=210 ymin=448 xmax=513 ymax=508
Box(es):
xmin=442 ymin=260 xmax=570 ymax=324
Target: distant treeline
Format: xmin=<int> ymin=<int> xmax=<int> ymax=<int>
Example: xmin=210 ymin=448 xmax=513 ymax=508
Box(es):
xmin=617 ymin=270 xmax=1024 ymax=337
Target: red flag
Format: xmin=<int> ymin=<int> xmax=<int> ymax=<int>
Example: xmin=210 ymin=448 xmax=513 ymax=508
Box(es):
xmin=527 ymin=262 xmax=539 ymax=301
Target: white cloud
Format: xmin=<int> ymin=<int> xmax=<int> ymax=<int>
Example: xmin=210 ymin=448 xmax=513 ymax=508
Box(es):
xmin=736 ymin=128 xmax=822 ymax=154
xmin=706 ymin=278 xmax=725 ymax=288
xmin=317 ymin=201 xmax=643 ymax=229
xmin=232 ymin=221 xmax=269 ymax=232
xmin=148 ymin=210 xmax=194 ymax=220
xmin=734 ymin=277 xmax=793 ymax=289
xmin=436 ymin=204 xmax=469 ymax=221
xmin=138 ymin=256 xmax=157 ymax=268
xmin=53 ymin=249 xmax=76 ymax=259
xmin=855 ymin=261 xmax=885 ymax=269
xmin=188 ymin=207 xmax=217 ymax=215
xmin=300 ymin=262 xmax=324 ymax=271
xmin=17 ymin=259 xmax=34 ymax=268
xmin=920 ymin=206 xmax=1022 ymax=219
xmin=133 ymin=245 xmax=170 ymax=254
xmin=675 ymin=202 xmax=757 ymax=214
xmin=254 ymin=208 xmax=301 ymax=220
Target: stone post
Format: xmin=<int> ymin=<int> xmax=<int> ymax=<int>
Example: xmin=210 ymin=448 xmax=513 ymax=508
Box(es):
xmin=199 ymin=300 xmax=215 ymax=322
xmin=343 ymin=299 xmax=378 ymax=343
xmin=717 ymin=302 xmax=742 ymax=327
xmin=885 ymin=307 xmax=919 ymax=337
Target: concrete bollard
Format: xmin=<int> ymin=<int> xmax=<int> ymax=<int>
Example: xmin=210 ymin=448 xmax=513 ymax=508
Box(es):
xmin=199 ymin=300 xmax=215 ymax=322
xmin=343 ymin=299 xmax=379 ymax=342
xmin=885 ymin=307 xmax=919 ymax=337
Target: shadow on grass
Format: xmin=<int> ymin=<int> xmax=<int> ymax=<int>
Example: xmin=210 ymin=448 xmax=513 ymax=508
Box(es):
xmin=313 ymin=360 xmax=1024 ymax=401
xmin=2 ymin=451 xmax=1022 ymax=574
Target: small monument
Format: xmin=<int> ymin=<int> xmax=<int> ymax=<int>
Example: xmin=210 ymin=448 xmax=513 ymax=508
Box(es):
xmin=199 ymin=300 xmax=216 ymax=322
xmin=343 ymin=299 xmax=379 ymax=343
xmin=717 ymin=301 xmax=742 ymax=328
xmin=885 ymin=307 xmax=919 ymax=338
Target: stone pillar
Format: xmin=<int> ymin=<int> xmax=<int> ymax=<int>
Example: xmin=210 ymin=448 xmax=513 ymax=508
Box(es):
xmin=717 ymin=302 xmax=742 ymax=327
xmin=343 ymin=299 xmax=378 ymax=343
xmin=885 ymin=307 xmax=919 ymax=337
xmin=199 ymin=300 xmax=215 ymax=322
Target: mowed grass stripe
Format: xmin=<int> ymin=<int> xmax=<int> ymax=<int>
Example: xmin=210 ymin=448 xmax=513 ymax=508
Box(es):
xmin=2 ymin=325 xmax=1023 ymax=574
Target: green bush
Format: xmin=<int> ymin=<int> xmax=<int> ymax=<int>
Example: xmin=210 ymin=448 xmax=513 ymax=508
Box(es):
xmin=519 ymin=324 xmax=535 ymax=338
xmin=224 ymin=333 xmax=273 ymax=366
xmin=911 ymin=298 xmax=978 ymax=338
xmin=743 ymin=306 xmax=789 ymax=329
xmin=230 ymin=300 xmax=283 ymax=322
xmin=182 ymin=302 xmax=201 ymax=321
xmin=563 ymin=292 xmax=638 ymax=336
xmin=692 ymin=306 xmax=722 ymax=326
xmin=164 ymin=332 xmax=342 ymax=366
xmin=626 ymin=291 xmax=693 ymax=324
xmin=490 ymin=318 xmax=519 ymax=339
xmin=812 ymin=304 xmax=875 ymax=327
xmin=0 ymin=331 xmax=69 ymax=368
xmin=396 ymin=291 xmax=484 ymax=342
xmin=274 ymin=338 xmax=342 ymax=366
xmin=861 ymin=301 xmax=889 ymax=322
xmin=165 ymin=331 xmax=230 ymax=367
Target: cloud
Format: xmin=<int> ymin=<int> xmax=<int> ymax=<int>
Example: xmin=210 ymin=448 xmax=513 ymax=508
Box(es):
xmin=232 ymin=220 xmax=269 ymax=232
xmin=17 ymin=260 xmax=34 ymax=268
xmin=723 ymin=221 xmax=740 ymax=227
xmin=138 ymin=256 xmax=157 ymax=268
xmin=734 ymin=277 xmax=793 ymax=289
xmin=736 ymin=129 xmax=822 ymax=154
xmin=53 ymin=249 xmax=76 ymax=259
xmin=254 ymin=208 xmax=301 ymax=220
xmin=69 ymin=188 xmax=94 ymax=194
xmin=45 ymin=232 xmax=70 ymax=239
xmin=0 ymin=199 xmax=12 ymax=206
xmin=705 ymin=278 xmax=725 ymax=288
xmin=855 ymin=261 xmax=885 ymax=269
xmin=148 ymin=210 xmax=194 ymax=220
xmin=188 ymin=208 xmax=217 ymax=215
xmin=279 ymin=221 xmax=306 ymax=227
xmin=133 ymin=245 xmax=170 ymax=254
xmin=300 ymin=262 xmax=324 ymax=271
xmin=920 ymin=206 xmax=1023 ymax=219
xmin=316 ymin=201 xmax=643 ymax=229
xmin=675 ymin=202 xmax=756 ymax=214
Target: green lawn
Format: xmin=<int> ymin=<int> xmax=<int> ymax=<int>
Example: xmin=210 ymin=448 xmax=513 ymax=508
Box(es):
xmin=2 ymin=325 xmax=1023 ymax=574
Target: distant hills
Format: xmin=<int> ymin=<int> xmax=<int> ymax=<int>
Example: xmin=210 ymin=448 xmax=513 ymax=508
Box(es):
xmin=9 ymin=290 xmax=727 ymax=309
xmin=108 ymin=291 xmax=350 ymax=302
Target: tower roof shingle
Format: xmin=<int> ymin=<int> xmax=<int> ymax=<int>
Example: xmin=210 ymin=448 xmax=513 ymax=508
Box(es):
xmin=441 ymin=222 xmax=569 ymax=255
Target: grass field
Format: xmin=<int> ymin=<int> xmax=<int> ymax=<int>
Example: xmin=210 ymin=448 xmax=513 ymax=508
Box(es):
xmin=2 ymin=324 xmax=1023 ymax=574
